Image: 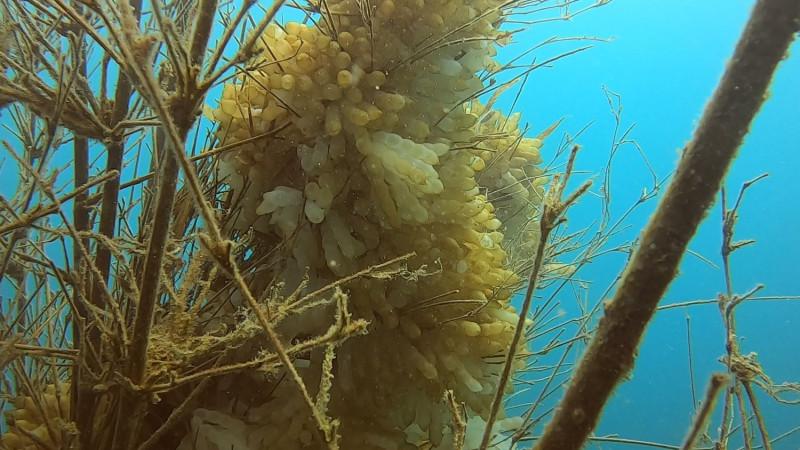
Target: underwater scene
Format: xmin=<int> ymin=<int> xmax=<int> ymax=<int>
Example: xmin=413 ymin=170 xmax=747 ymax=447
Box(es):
xmin=0 ymin=0 xmax=798 ymax=448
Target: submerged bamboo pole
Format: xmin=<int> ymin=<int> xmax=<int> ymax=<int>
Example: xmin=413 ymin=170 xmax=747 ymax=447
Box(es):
xmin=534 ymin=1 xmax=800 ymax=448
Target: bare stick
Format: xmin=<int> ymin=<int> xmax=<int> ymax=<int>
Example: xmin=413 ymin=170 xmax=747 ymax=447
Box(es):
xmin=686 ymin=314 xmax=698 ymax=411
xmin=680 ymin=372 xmax=729 ymax=450
xmin=534 ymin=1 xmax=800 ymax=448
xmin=743 ymin=381 xmax=772 ymax=450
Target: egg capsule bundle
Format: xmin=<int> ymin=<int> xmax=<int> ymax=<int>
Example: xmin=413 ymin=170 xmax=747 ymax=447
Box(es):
xmin=202 ymin=0 xmax=550 ymax=446
xmin=1 ymin=384 xmax=70 ymax=450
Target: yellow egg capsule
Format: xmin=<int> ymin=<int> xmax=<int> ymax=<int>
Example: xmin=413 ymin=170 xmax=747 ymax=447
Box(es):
xmin=458 ymin=113 xmax=479 ymax=128
xmin=307 ymin=99 xmax=325 ymax=116
xmin=280 ymin=74 xmax=295 ymax=90
xmin=1 ymin=431 xmax=24 ymax=447
xmin=481 ymin=322 xmax=505 ymax=336
xmin=377 ymin=0 xmax=396 ymax=18
xmin=473 ymin=260 xmax=490 ymax=274
xmin=365 ymin=70 xmax=387 ymax=89
xmin=375 ymin=92 xmax=404 ymax=111
xmin=218 ymin=98 xmax=242 ymax=118
xmin=382 ymin=111 xmax=399 ymax=128
xmin=470 ymin=155 xmax=485 ymax=171
xmin=346 ymin=105 xmax=370 ymax=126
xmin=299 ymin=25 xmax=315 ymax=43
xmin=264 ymin=23 xmax=280 ymax=39
xmin=329 ymin=134 xmax=346 ymax=159
xmin=495 ymin=287 xmax=513 ymax=301
xmin=356 ymin=133 xmax=373 ymax=156
xmin=316 ymin=34 xmax=331 ymax=49
xmin=473 ymin=209 xmax=491 ymax=223
xmin=345 ymin=87 xmax=363 ymax=103
xmin=312 ymin=67 xmax=331 ymax=84
xmin=321 ymin=83 xmax=342 ymax=101
xmin=337 ymin=31 xmax=355 ymax=50
xmin=353 ymin=26 xmax=369 ymax=39
xmin=285 ymin=21 xmax=302 ymax=36
xmin=285 ymin=34 xmax=299 ymax=48
xmin=425 ymin=13 xmax=444 ymax=27
xmin=334 ymin=51 xmax=352 ymax=70
xmin=485 ymin=218 xmax=502 ymax=231
xmin=406 ymin=119 xmax=430 ymax=140
xmin=297 ymin=74 xmax=314 ymax=91
xmin=325 ymin=105 xmax=342 ymax=136
xmin=268 ymin=73 xmax=283 ymax=89
xmin=274 ymin=39 xmax=292 ymax=57
xmin=460 ymin=321 xmax=482 ymax=337
xmin=337 ymin=69 xmax=354 ymax=88
xmin=363 ymin=103 xmax=383 ymax=121
xmin=354 ymin=37 xmax=371 ymax=55
xmin=296 ymin=53 xmax=316 ymax=72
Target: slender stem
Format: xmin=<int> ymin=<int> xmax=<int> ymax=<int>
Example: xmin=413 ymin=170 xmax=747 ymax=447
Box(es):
xmin=110 ymin=50 xmax=192 ymax=448
xmin=231 ymin=264 xmax=340 ymax=449
xmin=680 ymin=373 xmax=728 ymax=450
xmin=92 ymin=0 xmax=142 ymax=294
xmin=111 ymin=145 xmax=180 ymax=450
xmin=189 ymin=0 xmax=218 ymax=66
xmin=71 ymin=103 xmax=95 ymax=450
xmin=70 ymin=27 xmax=92 ymax=434
xmin=717 ymin=190 xmax=736 ymax=447
xmin=687 ymin=314 xmax=698 ymax=411
xmin=743 ymin=381 xmax=772 ymax=450
xmin=735 ymin=383 xmax=753 ymax=450
xmin=479 ymin=205 xmax=552 ymax=450
xmin=108 ymin=0 xmax=228 ymax=444
xmin=82 ymin=1 xmax=143 ymax=444
xmin=717 ymin=177 xmax=767 ymax=447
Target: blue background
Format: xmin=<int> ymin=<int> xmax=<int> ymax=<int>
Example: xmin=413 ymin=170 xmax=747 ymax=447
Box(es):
xmin=510 ymin=1 xmax=800 ymax=448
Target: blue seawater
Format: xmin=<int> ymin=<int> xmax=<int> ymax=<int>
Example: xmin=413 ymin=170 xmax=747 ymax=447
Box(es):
xmin=510 ymin=1 xmax=800 ymax=448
